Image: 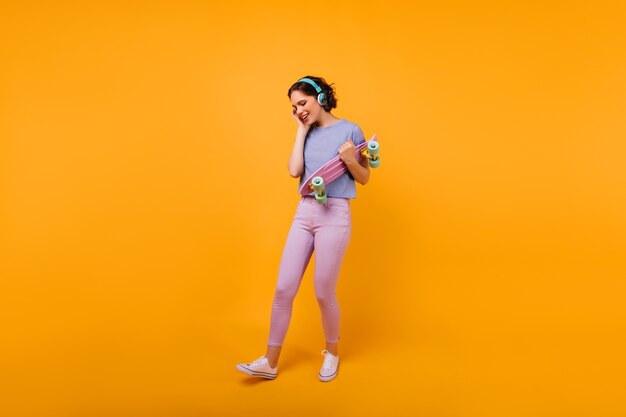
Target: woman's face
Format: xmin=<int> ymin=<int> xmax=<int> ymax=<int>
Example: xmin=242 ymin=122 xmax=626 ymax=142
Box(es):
xmin=290 ymin=89 xmax=323 ymax=127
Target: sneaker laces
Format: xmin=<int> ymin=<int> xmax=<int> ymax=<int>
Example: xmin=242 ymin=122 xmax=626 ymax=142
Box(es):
xmin=321 ymin=349 xmax=337 ymax=371
xmin=249 ymin=356 xmax=268 ymax=369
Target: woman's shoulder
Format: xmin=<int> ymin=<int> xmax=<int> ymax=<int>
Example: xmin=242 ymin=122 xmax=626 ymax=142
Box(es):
xmin=336 ymin=119 xmax=364 ymax=135
xmin=342 ymin=118 xmax=365 ymax=131
xmin=308 ymin=118 xmax=363 ymax=139
xmin=340 ymin=118 xmax=360 ymax=128
xmin=333 ymin=119 xmax=364 ymax=144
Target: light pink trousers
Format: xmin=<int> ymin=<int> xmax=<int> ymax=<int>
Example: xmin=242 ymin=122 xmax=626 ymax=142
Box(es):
xmin=267 ymin=195 xmax=352 ymax=347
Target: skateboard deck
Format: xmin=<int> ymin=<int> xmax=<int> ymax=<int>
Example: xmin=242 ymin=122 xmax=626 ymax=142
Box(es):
xmin=299 ymin=134 xmax=379 ymax=196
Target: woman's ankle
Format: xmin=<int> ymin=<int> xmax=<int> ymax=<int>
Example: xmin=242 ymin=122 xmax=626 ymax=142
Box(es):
xmin=265 ymin=345 xmax=282 ymax=367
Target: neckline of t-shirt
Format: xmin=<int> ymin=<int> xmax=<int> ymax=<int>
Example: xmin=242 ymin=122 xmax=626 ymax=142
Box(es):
xmin=314 ymin=118 xmax=346 ymax=130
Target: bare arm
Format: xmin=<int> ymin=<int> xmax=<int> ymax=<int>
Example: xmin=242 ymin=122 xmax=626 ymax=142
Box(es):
xmin=287 ymin=107 xmax=311 ymax=178
xmin=339 ymin=140 xmax=371 ymax=185
xmin=288 ymin=126 xmax=309 ymax=178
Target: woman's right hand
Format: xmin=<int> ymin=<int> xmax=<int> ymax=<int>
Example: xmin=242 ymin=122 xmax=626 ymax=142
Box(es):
xmin=292 ymin=109 xmax=310 ymax=131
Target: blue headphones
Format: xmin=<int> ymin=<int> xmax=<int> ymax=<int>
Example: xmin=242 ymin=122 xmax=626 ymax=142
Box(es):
xmin=297 ymin=77 xmax=328 ymax=106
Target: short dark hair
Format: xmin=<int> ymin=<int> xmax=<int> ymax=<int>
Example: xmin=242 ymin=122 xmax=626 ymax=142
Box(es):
xmin=288 ymin=75 xmax=337 ymax=112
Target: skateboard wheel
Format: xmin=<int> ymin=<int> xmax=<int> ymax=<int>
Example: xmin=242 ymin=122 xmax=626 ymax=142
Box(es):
xmin=315 ymin=191 xmax=327 ymax=204
xmin=367 ymin=141 xmax=379 ymax=156
xmin=369 ymin=156 xmax=380 ymax=168
xmin=312 ymin=176 xmax=325 ymax=193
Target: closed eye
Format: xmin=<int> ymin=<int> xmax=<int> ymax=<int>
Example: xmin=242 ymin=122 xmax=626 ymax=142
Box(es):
xmin=292 ymin=100 xmax=307 ymax=109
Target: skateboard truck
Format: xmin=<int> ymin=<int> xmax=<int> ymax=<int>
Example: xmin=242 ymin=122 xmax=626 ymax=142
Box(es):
xmin=311 ymin=176 xmax=327 ymax=204
xmin=362 ymin=140 xmax=381 ymax=168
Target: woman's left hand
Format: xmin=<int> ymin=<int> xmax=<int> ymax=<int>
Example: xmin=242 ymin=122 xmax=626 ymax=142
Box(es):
xmin=338 ymin=140 xmax=357 ymax=164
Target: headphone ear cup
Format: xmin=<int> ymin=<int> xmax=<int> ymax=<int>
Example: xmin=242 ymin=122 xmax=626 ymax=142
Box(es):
xmin=318 ymin=92 xmax=327 ymax=106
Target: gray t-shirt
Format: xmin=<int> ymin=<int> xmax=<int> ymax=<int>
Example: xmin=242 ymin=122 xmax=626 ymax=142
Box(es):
xmin=298 ymin=118 xmax=365 ymax=199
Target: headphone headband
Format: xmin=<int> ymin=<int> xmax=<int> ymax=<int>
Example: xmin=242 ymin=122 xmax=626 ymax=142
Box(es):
xmin=296 ymin=77 xmax=328 ymax=107
xmin=297 ymin=77 xmax=322 ymax=93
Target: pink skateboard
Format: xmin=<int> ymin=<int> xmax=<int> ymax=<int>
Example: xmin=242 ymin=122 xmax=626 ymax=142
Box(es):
xmin=299 ymin=134 xmax=380 ymax=204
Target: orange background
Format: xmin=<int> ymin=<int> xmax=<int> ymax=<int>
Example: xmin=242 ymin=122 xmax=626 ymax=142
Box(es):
xmin=1 ymin=1 xmax=625 ymax=416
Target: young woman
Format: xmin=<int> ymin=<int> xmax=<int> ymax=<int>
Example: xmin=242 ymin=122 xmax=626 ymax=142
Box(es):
xmin=236 ymin=76 xmax=370 ymax=382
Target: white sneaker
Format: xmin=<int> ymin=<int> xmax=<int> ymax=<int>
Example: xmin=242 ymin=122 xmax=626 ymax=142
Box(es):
xmin=236 ymin=355 xmax=278 ymax=380
xmin=319 ymin=350 xmax=340 ymax=382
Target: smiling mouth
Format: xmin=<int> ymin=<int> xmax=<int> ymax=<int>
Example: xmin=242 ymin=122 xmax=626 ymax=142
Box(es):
xmin=301 ymin=114 xmax=309 ymax=121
